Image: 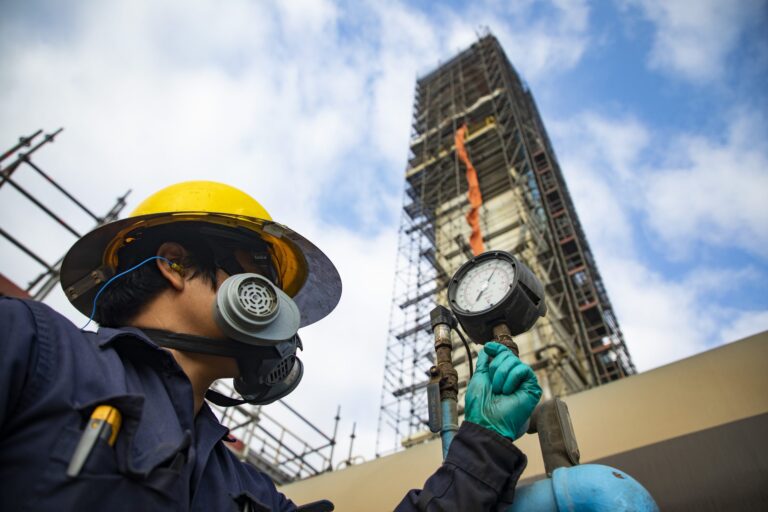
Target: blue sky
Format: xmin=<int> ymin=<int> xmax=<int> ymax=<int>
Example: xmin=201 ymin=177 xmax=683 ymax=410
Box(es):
xmin=1 ymin=0 xmax=766 ymax=460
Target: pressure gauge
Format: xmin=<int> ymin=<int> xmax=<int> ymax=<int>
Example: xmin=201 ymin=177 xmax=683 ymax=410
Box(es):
xmin=448 ymin=251 xmax=547 ymax=342
xmin=453 ymin=257 xmax=516 ymax=313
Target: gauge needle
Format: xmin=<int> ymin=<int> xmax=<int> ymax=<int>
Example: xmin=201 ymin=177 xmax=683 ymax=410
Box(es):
xmin=474 ymin=284 xmax=487 ymax=303
xmin=473 ymin=268 xmax=498 ymax=305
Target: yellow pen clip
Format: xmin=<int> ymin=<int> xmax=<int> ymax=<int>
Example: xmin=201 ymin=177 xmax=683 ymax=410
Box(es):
xmin=66 ymin=405 xmax=122 ymax=477
xmin=90 ymin=405 xmax=122 ymax=446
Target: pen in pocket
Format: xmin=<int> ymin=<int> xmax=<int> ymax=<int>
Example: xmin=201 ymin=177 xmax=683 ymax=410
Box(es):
xmin=66 ymin=405 xmax=122 ymax=478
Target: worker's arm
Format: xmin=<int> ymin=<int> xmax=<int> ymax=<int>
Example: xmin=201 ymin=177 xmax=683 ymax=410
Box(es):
xmin=395 ymin=342 xmax=541 ymax=511
xmin=0 ymin=298 xmax=39 ymax=432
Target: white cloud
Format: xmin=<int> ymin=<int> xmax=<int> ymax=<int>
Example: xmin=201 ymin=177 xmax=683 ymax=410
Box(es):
xmin=601 ymin=257 xmax=708 ymax=370
xmin=621 ymin=0 xmax=765 ymax=80
xmin=552 ymin=110 xmax=768 ymax=259
xmin=503 ymin=0 xmax=591 ymax=77
xmin=601 ymin=257 xmax=765 ymax=371
xmin=439 ymin=0 xmax=592 ymax=82
xmin=643 ymin=112 xmax=768 ymax=258
xmin=719 ymin=309 xmax=768 ymax=344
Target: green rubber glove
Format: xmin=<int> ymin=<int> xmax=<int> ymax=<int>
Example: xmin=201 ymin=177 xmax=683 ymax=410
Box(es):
xmin=465 ymin=341 xmax=542 ymax=440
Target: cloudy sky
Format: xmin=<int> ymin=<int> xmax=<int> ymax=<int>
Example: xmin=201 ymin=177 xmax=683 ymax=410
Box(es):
xmin=1 ymin=0 xmax=767 ymax=463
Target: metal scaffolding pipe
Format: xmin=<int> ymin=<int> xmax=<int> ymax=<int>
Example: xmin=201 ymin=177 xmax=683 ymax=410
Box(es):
xmin=3 ymin=175 xmax=80 ymax=237
xmin=0 ymin=128 xmax=63 ymax=189
xmin=23 ymin=158 xmax=101 ymax=222
xmin=0 ymin=129 xmax=42 ymax=162
xmin=0 ymin=227 xmax=55 ymax=271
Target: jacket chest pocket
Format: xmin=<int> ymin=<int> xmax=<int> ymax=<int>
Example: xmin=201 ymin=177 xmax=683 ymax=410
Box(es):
xmin=25 ymin=419 xmax=189 ymax=511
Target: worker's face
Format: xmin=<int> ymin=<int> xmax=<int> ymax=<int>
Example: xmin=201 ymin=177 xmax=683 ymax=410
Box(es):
xmin=188 ymin=248 xmax=272 ymax=338
xmin=173 ymin=247 xmax=274 ymax=379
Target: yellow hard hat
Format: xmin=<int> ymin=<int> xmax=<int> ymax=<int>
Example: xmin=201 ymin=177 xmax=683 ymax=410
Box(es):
xmin=60 ymin=181 xmax=341 ymax=327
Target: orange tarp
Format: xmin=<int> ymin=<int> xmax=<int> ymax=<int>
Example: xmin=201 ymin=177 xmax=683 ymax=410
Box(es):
xmin=455 ymin=124 xmax=485 ymax=255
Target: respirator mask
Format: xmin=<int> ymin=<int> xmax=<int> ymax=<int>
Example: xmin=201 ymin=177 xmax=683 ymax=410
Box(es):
xmin=212 ymin=272 xmax=303 ymax=406
xmin=146 ymin=271 xmax=304 ymax=407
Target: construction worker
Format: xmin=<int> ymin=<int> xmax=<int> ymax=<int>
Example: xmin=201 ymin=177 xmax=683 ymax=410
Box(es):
xmin=0 ymin=181 xmax=541 ymax=511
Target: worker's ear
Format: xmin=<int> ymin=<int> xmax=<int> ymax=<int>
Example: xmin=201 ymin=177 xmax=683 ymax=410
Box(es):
xmin=156 ymin=242 xmax=187 ymax=291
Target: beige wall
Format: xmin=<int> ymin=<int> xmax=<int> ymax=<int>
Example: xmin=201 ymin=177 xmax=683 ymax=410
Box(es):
xmin=280 ymin=331 xmax=768 ymax=510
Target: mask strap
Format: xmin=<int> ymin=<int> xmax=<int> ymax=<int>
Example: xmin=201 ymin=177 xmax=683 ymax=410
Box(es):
xmin=140 ymin=329 xmax=264 ymax=358
xmin=205 ymin=389 xmax=246 ymax=407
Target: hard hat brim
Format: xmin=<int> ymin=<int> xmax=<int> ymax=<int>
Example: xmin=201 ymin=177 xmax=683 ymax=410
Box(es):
xmin=60 ymin=212 xmax=342 ymax=328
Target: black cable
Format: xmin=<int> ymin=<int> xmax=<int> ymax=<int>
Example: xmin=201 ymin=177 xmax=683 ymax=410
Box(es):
xmin=455 ymin=328 xmax=474 ymax=378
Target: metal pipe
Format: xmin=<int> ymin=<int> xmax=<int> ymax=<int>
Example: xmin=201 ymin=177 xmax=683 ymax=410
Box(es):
xmin=103 ymin=190 xmax=131 ymax=223
xmin=27 ymin=255 xmax=63 ymax=290
xmin=0 ymin=227 xmax=55 ymax=271
xmin=493 ymin=323 xmax=520 ymax=356
xmin=3 ymin=176 xmax=80 ymax=237
xmin=0 ymin=128 xmax=63 ymax=189
xmin=327 ymin=405 xmax=341 ymax=471
xmin=440 ymin=396 xmax=458 ymax=460
xmin=28 ymin=257 xmax=63 ymax=299
xmin=0 ymin=129 xmax=42 ymax=162
xmin=25 ymin=192 xmax=130 ymax=301
xmin=345 ymin=422 xmax=357 ymax=467
xmin=23 ymin=159 xmax=101 ymax=222
xmin=510 ymin=464 xmax=660 ymax=512
xmin=433 ymin=322 xmax=459 ymax=459
xmin=279 ymin=400 xmax=336 ymax=442
xmin=250 ymin=421 xmax=323 ymax=475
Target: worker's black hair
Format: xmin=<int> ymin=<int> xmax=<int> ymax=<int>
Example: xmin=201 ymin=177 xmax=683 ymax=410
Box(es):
xmin=94 ymin=223 xmax=219 ymax=327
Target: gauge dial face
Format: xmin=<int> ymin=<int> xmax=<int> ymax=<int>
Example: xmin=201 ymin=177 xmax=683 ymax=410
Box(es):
xmin=454 ymin=257 xmax=515 ymax=313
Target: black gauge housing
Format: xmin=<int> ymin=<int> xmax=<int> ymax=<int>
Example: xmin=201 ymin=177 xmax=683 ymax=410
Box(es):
xmin=447 ymin=251 xmax=547 ymax=342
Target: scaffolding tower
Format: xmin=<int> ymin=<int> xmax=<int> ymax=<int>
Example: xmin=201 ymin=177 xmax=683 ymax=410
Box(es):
xmin=376 ymin=34 xmax=636 ymax=454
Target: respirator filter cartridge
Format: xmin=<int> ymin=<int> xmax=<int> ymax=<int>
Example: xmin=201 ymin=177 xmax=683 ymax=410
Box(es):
xmin=214 ymin=273 xmax=301 ymax=345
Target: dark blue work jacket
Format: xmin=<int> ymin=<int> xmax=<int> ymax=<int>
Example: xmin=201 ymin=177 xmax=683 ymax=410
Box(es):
xmin=0 ymin=298 xmax=294 ymax=511
xmin=0 ymin=298 xmax=527 ymax=511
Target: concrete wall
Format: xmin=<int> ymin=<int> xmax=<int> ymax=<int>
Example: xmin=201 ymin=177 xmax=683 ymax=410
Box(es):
xmin=280 ymin=331 xmax=768 ymax=511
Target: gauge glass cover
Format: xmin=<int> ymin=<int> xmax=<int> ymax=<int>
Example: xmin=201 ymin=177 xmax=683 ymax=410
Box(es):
xmin=454 ymin=258 xmax=515 ymax=313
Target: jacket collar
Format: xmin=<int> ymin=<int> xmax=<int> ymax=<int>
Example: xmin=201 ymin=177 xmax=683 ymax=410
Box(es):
xmin=87 ymin=326 xmax=230 ymax=476
xmin=95 ymin=325 xmax=165 ymax=350
xmin=93 ymin=325 xmax=184 ymax=372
